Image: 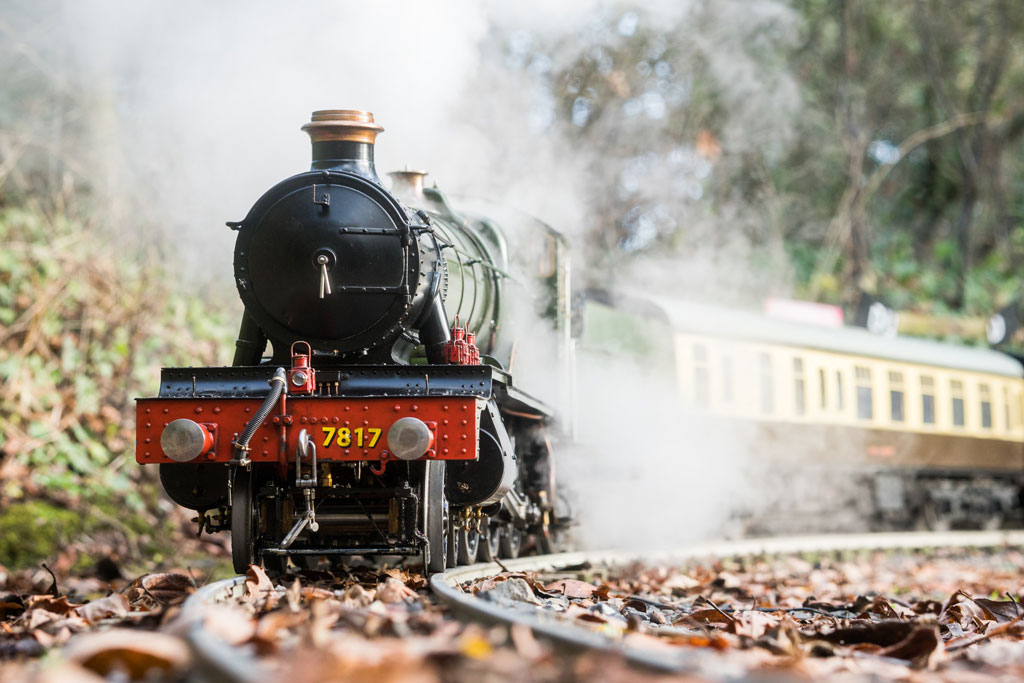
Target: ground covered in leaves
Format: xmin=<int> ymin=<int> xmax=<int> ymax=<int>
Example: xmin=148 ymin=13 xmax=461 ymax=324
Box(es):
xmin=1 ymin=546 xmax=1024 ymax=681
xmin=469 ymin=546 xmax=1024 ymax=680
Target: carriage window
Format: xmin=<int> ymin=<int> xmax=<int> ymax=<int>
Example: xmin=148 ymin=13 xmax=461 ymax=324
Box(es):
xmin=819 ymin=368 xmax=827 ymax=409
xmin=951 ymin=379 xmax=965 ymax=427
xmin=1004 ymin=386 xmax=1012 ymax=431
xmin=979 ymin=383 xmax=992 ymax=429
xmin=693 ymin=344 xmax=709 ymax=408
xmin=836 ymin=370 xmax=845 ymax=411
xmin=793 ymin=357 xmax=806 ymax=415
xmin=760 ymin=353 xmax=774 ymax=414
xmin=855 ymin=366 xmax=873 ymax=420
xmin=888 ymin=371 xmax=904 ymax=422
xmin=921 ymin=376 xmax=935 ymax=425
xmin=721 ymin=355 xmax=734 ymax=404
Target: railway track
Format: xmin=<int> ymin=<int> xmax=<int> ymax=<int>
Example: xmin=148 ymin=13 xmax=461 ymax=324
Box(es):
xmin=180 ymin=531 xmax=1024 ymax=678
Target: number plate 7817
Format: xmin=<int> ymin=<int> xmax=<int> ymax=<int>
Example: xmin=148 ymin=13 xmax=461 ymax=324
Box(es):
xmin=321 ymin=426 xmax=382 ymax=448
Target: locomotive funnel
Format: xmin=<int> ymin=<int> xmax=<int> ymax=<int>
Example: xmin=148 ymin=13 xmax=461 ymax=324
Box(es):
xmin=301 ymin=109 xmax=384 ymax=183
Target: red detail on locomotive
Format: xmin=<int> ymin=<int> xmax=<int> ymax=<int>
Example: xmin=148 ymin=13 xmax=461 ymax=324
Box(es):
xmin=136 ymin=396 xmax=480 ymax=464
xmin=289 ymin=341 xmax=316 ymax=394
xmin=442 ymin=318 xmax=481 ymax=365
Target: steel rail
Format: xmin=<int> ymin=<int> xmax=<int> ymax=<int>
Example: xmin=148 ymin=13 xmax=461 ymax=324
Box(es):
xmin=178 ymin=575 xmax=267 ymax=682
xmin=175 ymin=531 xmax=1024 ymax=677
xmin=431 ymin=530 xmax=1024 ymax=673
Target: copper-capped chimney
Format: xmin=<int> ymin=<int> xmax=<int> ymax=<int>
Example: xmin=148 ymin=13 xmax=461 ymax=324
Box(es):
xmin=301 ymin=110 xmax=384 ymax=183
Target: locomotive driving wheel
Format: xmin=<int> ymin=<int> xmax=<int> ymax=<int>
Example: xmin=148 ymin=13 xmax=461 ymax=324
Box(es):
xmin=231 ymin=466 xmax=285 ymax=574
xmin=457 ymin=525 xmax=480 ymax=565
xmin=499 ymin=523 xmax=522 ymax=559
xmin=231 ymin=466 xmax=256 ymax=574
xmin=535 ymin=522 xmax=556 ymax=555
xmin=480 ymin=522 xmax=501 ymax=562
xmin=425 ymin=461 xmax=455 ymax=573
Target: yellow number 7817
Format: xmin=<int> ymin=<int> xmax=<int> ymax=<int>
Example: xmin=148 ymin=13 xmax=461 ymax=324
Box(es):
xmin=322 ymin=426 xmax=382 ymax=448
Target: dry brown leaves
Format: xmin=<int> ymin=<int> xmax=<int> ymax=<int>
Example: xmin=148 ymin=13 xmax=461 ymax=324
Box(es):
xmin=469 ymin=547 xmax=1024 ymax=679
xmin=2 ymin=562 xmax=577 ymax=682
xmin=5 ymin=548 xmax=1024 ymax=681
xmin=0 ymin=565 xmax=196 ymax=679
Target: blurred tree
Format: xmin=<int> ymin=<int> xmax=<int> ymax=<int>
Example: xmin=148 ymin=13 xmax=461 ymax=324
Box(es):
xmin=479 ymin=2 xmax=802 ymax=294
xmin=490 ymin=0 xmax=1024 ymax=317
xmin=910 ymin=0 xmax=1024 ymax=308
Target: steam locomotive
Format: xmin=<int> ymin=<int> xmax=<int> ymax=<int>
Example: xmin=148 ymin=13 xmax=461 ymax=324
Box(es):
xmin=136 ymin=110 xmax=572 ymax=573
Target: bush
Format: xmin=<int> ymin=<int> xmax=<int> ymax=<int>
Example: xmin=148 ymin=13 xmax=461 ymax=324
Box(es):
xmin=0 ymin=206 xmax=234 ymax=531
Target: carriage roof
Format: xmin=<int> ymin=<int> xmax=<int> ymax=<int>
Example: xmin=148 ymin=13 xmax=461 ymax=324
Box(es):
xmin=643 ymin=296 xmax=1024 ymax=378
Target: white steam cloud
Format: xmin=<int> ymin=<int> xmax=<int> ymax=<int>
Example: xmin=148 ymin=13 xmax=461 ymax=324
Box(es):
xmin=8 ymin=0 xmax=821 ymax=548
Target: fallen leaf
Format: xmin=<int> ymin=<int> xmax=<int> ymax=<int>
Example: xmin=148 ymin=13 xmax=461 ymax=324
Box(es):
xmin=813 ymin=619 xmax=916 ymax=647
xmin=25 ymin=595 xmax=81 ymax=616
xmin=62 ymin=628 xmax=190 ymax=678
xmin=734 ymin=610 xmax=780 ymax=640
xmin=244 ymin=565 xmax=279 ymax=611
xmin=34 ymin=661 xmax=105 ymax=683
xmin=199 ymin=604 xmax=258 ymax=645
xmin=661 ymin=573 xmax=700 ymax=594
xmin=970 ymin=597 xmax=1023 ymax=624
xmin=133 ymin=573 xmax=196 ymax=606
xmin=542 ymin=579 xmax=599 ymax=599
xmin=75 ymin=593 xmax=129 ymax=624
xmin=376 ymin=577 xmax=417 ymax=604
xmin=245 ymin=565 xmax=273 ymax=599
xmin=0 ymin=595 xmax=26 ymax=619
xmin=338 ymin=584 xmax=376 ymax=609
xmin=28 ymin=608 xmax=66 ymax=630
xmin=301 ymin=586 xmax=336 ymax=603
xmin=256 ymin=609 xmax=308 ymax=642
xmin=458 ymin=627 xmax=493 ymax=659
xmin=383 ymin=567 xmax=427 ymax=590
xmin=286 ymin=578 xmax=301 ymax=612
xmin=686 ymin=608 xmax=734 ymax=627
xmin=877 ymin=625 xmax=944 ymax=670
xmin=509 ymin=623 xmax=546 ymax=660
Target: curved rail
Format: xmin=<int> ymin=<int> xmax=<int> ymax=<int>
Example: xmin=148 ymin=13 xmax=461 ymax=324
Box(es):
xmin=175 ymin=531 xmax=1024 ymax=676
xmin=431 ymin=531 xmax=1024 ymax=673
xmin=178 ymin=575 xmax=266 ymax=682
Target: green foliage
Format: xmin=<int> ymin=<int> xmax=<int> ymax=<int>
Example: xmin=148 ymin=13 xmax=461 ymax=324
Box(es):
xmin=0 ymin=501 xmax=84 ymax=568
xmin=0 ymin=206 xmax=234 ymax=510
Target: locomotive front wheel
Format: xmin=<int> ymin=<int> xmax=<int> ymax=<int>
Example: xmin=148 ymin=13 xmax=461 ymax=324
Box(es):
xmin=498 ymin=523 xmax=522 ymax=559
xmin=457 ymin=526 xmax=480 ymax=565
xmin=446 ymin=517 xmax=461 ymax=569
xmin=230 ymin=466 xmax=256 ymax=574
xmin=424 ymin=461 xmax=451 ymax=573
xmin=479 ymin=523 xmax=501 ymax=562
